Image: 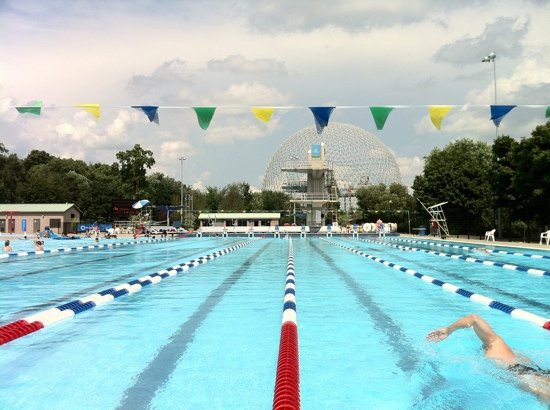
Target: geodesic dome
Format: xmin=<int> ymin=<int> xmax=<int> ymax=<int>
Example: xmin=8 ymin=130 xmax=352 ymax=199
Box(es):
xmin=262 ymin=122 xmax=402 ymax=191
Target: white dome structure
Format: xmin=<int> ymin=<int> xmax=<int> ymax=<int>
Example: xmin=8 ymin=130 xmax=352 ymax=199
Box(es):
xmin=263 ymin=122 xmax=402 ymax=191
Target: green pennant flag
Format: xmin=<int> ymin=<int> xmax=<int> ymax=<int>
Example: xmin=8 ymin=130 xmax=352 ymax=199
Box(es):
xmin=369 ymin=106 xmax=394 ymax=130
xmin=193 ymin=107 xmax=216 ymax=130
xmin=545 ymin=106 xmax=550 ymax=119
xmin=15 ymin=100 xmax=43 ymax=115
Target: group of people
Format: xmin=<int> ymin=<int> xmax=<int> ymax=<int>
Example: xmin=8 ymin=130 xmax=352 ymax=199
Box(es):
xmin=3 ymin=237 xmax=44 ymax=252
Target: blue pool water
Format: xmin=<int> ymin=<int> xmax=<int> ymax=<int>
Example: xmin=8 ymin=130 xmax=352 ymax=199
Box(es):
xmin=0 ymin=235 xmax=549 ymax=409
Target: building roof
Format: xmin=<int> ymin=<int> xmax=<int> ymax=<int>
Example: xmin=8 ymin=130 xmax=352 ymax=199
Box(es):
xmin=198 ymin=212 xmax=280 ymax=220
xmin=0 ymin=203 xmax=80 ymax=213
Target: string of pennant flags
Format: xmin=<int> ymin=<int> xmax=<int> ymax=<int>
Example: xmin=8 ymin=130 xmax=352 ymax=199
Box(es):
xmin=12 ymin=101 xmax=550 ymax=133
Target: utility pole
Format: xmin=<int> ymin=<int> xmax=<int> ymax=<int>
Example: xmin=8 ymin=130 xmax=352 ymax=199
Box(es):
xmin=179 ymin=156 xmax=186 ymax=226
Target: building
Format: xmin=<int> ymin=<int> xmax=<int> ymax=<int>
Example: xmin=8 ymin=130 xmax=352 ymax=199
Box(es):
xmin=281 ymin=143 xmax=339 ymax=228
xmin=198 ymin=212 xmax=281 ymax=233
xmin=263 ymin=122 xmax=402 ymax=226
xmin=263 ymin=122 xmax=402 ymax=193
xmin=0 ymin=203 xmax=81 ymax=235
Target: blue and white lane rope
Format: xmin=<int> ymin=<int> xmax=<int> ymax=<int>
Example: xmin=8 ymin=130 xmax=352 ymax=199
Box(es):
xmin=0 ymin=241 xmax=253 ymax=345
xmin=0 ymin=237 xmax=177 ymax=260
xmin=358 ymin=238 xmax=550 ymax=277
xmin=322 ymin=239 xmax=550 ymax=331
xmin=282 ymin=239 xmax=297 ymax=325
xmin=385 ymin=237 xmax=550 ymax=260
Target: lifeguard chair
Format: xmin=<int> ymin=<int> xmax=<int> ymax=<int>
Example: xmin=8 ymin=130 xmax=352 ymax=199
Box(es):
xmin=417 ymin=199 xmax=450 ymax=239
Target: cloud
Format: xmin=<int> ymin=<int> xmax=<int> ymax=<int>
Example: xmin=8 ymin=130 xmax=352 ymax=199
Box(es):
xmin=106 ymin=110 xmax=142 ymax=139
xmin=207 ymin=54 xmax=287 ymax=75
xmin=206 ymin=82 xmax=289 ymax=106
xmin=433 ymin=17 xmax=529 ymax=65
xmin=241 ymin=1 xmax=468 ymax=32
xmin=125 ymin=59 xmax=195 ymax=105
xmin=203 ymin=117 xmax=280 ymax=144
xmin=395 ymin=155 xmax=425 ymax=189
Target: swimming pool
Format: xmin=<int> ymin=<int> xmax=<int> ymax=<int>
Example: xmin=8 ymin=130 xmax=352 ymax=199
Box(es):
xmin=0 ymin=235 xmax=549 ymax=409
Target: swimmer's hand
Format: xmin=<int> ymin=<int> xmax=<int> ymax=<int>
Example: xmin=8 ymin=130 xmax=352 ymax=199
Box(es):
xmin=426 ymin=327 xmax=449 ymax=342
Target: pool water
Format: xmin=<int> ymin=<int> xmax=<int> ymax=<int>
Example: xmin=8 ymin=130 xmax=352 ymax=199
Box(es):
xmin=0 ymin=236 xmax=549 ymax=409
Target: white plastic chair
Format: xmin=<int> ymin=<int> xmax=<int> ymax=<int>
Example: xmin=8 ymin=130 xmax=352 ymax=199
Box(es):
xmin=485 ymin=229 xmax=495 ymax=241
xmin=540 ymin=230 xmax=550 ymax=245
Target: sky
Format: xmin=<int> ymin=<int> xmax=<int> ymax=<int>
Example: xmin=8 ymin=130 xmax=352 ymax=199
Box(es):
xmin=1 ymin=0 xmax=549 ymax=192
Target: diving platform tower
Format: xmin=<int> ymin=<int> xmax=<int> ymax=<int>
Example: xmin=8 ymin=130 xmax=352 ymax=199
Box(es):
xmin=281 ymin=143 xmax=339 ymax=228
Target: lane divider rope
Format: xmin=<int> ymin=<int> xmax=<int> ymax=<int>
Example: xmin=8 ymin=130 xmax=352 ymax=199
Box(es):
xmin=322 ymin=238 xmax=550 ymax=331
xmin=358 ymin=238 xmax=549 ymax=277
xmin=0 ymin=241 xmax=253 ymax=346
xmin=0 ymin=237 xmax=179 ymax=260
xmin=273 ymin=238 xmax=300 ymax=410
xmin=385 ymin=237 xmax=550 ymax=260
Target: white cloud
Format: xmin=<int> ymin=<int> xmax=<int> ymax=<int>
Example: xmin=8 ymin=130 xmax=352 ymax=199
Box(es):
xmin=106 ymin=110 xmax=142 ymax=139
xmin=396 ymin=155 xmax=424 ymax=190
xmin=207 ymin=55 xmax=287 ymax=75
xmin=192 ymin=180 xmax=206 ymax=192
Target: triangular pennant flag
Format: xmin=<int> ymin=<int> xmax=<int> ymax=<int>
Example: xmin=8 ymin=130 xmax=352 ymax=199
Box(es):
xmin=309 ymin=106 xmax=335 ymax=133
xmin=251 ymin=107 xmax=275 ymax=123
xmin=369 ymin=106 xmax=394 ymax=130
xmin=545 ymin=106 xmax=550 ymax=119
xmin=132 ymin=106 xmax=159 ymax=124
xmin=429 ymin=106 xmax=453 ymax=130
xmin=74 ymin=104 xmax=101 ymax=119
xmin=15 ymin=100 xmax=42 ymax=115
xmin=490 ymin=105 xmax=516 ymax=127
xmin=193 ymin=107 xmax=216 ymax=130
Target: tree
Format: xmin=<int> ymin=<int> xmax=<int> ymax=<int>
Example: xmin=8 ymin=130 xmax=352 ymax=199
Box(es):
xmin=219 ymin=182 xmax=252 ymax=212
xmin=205 ymin=186 xmax=223 ymax=212
xmin=511 ymin=122 xmax=550 ymax=221
xmin=23 ymin=150 xmax=53 ymax=171
xmin=261 ymin=190 xmax=290 ymax=211
xmin=356 ymin=183 xmax=414 ymax=213
xmin=115 ymin=144 xmax=155 ymax=199
xmin=0 ymin=152 xmax=25 ymax=202
xmin=412 ymin=138 xmax=495 ymax=235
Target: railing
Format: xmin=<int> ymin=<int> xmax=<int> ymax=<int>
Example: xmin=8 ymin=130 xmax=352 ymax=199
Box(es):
xmin=290 ymin=193 xmax=339 ymax=202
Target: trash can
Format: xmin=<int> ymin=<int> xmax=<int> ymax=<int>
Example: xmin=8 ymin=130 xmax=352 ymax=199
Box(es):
xmin=418 ymin=226 xmax=426 ymax=236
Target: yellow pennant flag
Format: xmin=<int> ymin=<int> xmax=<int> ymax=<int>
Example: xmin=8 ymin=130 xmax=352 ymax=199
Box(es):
xmin=429 ymin=106 xmax=453 ymax=130
xmin=251 ymin=107 xmax=275 ymax=123
xmin=74 ymin=104 xmax=101 ymax=119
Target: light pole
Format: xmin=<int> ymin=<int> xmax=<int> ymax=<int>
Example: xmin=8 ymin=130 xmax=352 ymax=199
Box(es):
xmin=482 ymin=51 xmax=497 ymax=136
xmin=179 ymin=156 xmax=186 ymax=226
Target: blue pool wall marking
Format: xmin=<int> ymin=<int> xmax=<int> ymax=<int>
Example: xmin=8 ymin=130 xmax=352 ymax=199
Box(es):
xmin=384 ymin=237 xmax=550 ymax=260
xmin=0 ymin=237 xmax=179 ymax=260
xmin=0 ymin=241 xmax=253 ymax=345
xmin=322 ymin=239 xmax=550 ymax=330
xmin=358 ymin=238 xmax=550 ymax=277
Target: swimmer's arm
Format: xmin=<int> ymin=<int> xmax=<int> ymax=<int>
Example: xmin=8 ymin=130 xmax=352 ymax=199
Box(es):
xmin=427 ymin=314 xmax=498 ymax=345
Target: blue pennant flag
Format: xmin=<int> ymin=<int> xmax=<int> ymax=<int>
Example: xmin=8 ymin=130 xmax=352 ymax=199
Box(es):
xmin=490 ymin=105 xmax=516 ymax=127
xmin=132 ymin=106 xmax=160 ymax=124
xmin=309 ymin=106 xmax=335 ymax=133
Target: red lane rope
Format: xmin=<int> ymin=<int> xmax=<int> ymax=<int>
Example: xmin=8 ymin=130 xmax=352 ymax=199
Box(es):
xmin=273 ymin=239 xmax=300 ymax=410
xmin=273 ymin=321 xmax=300 ymax=410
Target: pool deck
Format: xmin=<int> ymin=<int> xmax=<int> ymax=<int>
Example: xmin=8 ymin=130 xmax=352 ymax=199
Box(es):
xmin=1 ymin=232 xmax=549 ymax=252
xmin=398 ymin=234 xmax=550 ymax=252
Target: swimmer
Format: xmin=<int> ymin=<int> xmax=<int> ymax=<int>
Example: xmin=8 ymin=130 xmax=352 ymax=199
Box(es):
xmin=427 ymin=314 xmax=550 ymax=403
xmin=474 ymin=247 xmax=492 ymax=254
xmin=3 ymin=240 xmax=13 ymax=252
xmin=34 ymin=241 xmax=44 ymax=251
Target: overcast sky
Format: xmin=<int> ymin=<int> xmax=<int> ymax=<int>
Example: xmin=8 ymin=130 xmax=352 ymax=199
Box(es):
xmin=1 ymin=0 xmax=549 ymax=191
